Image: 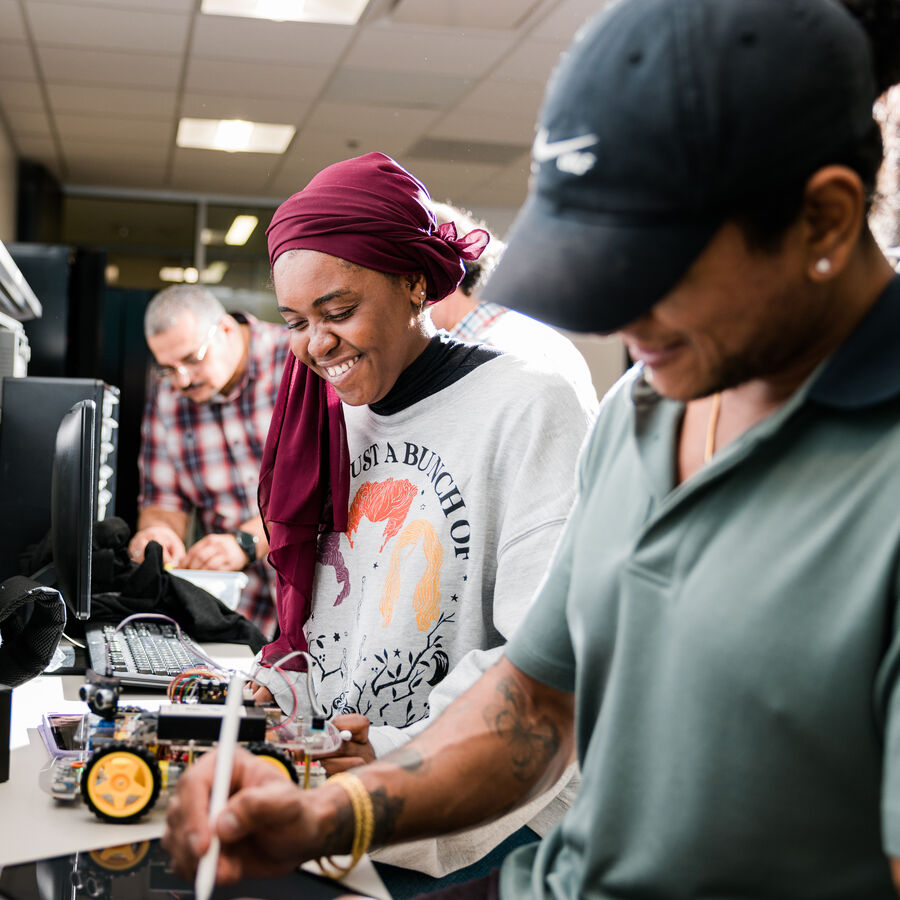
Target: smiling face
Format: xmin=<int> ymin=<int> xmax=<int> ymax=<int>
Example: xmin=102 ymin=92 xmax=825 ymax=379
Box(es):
xmin=273 ymin=249 xmax=432 ymax=406
xmin=618 ymin=219 xmax=838 ymax=402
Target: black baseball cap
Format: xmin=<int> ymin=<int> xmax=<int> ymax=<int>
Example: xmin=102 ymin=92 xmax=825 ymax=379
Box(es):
xmin=482 ymin=0 xmax=878 ymax=334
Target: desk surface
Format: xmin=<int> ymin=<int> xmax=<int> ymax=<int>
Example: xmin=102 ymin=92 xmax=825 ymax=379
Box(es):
xmin=0 ymin=645 xmax=390 ymax=899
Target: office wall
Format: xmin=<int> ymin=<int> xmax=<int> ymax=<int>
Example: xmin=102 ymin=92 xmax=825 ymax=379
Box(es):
xmin=0 ymin=122 xmax=15 ymax=243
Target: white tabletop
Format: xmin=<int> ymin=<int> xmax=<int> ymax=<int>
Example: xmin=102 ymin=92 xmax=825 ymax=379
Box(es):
xmin=0 ymin=645 xmax=391 ymax=899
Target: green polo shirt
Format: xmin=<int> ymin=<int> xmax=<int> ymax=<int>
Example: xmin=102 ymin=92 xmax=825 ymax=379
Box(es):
xmin=502 ymin=276 xmax=900 ymax=899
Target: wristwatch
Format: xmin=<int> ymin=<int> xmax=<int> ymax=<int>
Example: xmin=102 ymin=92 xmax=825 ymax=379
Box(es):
xmin=234 ymin=530 xmax=258 ymax=563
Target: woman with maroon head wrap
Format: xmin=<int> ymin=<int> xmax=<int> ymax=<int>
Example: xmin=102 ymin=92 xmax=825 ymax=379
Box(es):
xmin=252 ymin=152 xmax=592 ymax=876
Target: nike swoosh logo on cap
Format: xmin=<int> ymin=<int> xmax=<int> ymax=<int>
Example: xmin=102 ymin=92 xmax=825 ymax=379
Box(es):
xmin=532 ymin=128 xmax=598 ymax=162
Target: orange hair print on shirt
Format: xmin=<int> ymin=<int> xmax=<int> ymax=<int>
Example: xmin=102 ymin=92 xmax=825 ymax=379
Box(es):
xmin=380 ymin=520 xmax=443 ymax=630
xmin=347 ymin=478 xmax=419 ymax=551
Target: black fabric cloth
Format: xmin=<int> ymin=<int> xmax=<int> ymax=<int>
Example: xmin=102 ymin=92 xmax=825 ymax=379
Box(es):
xmin=0 ymin=575 xmax=66 ymax=686
xmin=407 ymin=870 xmax=500 ymax=900
xmin=370 ymin=334 xmax=500 ymax=415
xmin=21 ymin=517 xmax=266 ymax=653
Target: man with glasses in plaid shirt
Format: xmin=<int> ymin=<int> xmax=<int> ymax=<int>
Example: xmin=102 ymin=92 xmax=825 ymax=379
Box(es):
xmin=129 ymin=284 xmax=290 ymax=638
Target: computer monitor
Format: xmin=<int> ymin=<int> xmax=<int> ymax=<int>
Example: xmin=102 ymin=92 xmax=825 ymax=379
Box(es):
xmin=51 ymin=399 xmax=96 ymax=621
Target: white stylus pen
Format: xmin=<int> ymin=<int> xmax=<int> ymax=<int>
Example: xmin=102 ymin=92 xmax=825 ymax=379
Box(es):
xmin=194 ymin=672 xmax=244 ymax=900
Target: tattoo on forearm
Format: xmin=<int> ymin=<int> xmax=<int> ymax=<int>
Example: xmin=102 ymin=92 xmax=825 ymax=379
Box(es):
xmin=370 ymin=786 xmax=405 ymax=845
xmin=321 ymin=794 xmax=355 ymax=856
xmin=383 ymin=745 xmax=428 ymax=775
xmin=484 ymin=676 xmax=561 ymax=782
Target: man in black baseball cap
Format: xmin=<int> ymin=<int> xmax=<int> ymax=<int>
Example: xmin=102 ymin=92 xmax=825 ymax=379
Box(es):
xmin=164 ymin=2 xmax=900 ymax=898
xmin=483 ymin=0 xmax=881 ymax=336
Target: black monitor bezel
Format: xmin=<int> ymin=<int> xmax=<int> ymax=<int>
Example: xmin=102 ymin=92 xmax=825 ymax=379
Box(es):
xmin=51 ymin=399 xmax=96 ymax=622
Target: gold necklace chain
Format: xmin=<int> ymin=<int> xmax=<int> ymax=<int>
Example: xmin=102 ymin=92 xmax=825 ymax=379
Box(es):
xmin=704 ymin=392 xmax=722 ymax=463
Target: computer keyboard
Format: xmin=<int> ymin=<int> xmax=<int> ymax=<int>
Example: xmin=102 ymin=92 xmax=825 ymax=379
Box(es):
xmin=85 ymin=620 xmax=211 ymax=689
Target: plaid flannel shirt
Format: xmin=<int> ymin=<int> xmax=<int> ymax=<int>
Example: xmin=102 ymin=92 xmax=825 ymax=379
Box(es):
xmin=138 ymin=313 xmax=290 ymax=638
xmin=445 ymin=301 xmax=508 ymax=342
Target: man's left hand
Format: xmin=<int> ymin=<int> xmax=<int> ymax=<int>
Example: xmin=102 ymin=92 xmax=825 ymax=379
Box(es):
xmin=320 ymin=714 xmax=376 ymax=774
xmin=181 ymin=533 xmax=248 ymax=571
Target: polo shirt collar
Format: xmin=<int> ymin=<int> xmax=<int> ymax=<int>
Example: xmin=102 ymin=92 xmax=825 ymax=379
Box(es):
xmin=808 ymin=274 xmax=900 ymax=409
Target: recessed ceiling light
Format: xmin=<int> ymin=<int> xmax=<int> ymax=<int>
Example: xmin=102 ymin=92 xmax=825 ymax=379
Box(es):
xmin=176 ymin=118 xmax=295 ymax=154
xmin=224 ymin=215 xmax=259 ymax=246
xmin=201 ymin=0 xmax=372 ymax=25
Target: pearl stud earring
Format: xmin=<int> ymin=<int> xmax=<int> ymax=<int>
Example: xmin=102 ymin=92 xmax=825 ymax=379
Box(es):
xmin=814 ymin=258 xmax=832 ymax=275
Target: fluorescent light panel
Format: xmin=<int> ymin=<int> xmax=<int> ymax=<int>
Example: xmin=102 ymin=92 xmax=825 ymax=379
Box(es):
xmin=176 ymin=118 xmax=295 ymax=154
xmin=201 ymin=0 xmax=371 ymax=25
xmin=160 ymin=263 xmax=230 ymax=284
xmin=225 ymin=215 xmax=259 ymax=246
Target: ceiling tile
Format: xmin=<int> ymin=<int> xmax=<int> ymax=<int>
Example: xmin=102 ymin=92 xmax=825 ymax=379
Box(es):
xmin=0 ymin=42 xmax=38 ymax=81
xmin=63 ymin=138 xmax=169 ymax=166
xmin=24 ymin=2 xmax=191 ymax=53
xmin=490 ymin=38 xmax=565 ymax=84
xmin=38 ymin=46 xmax=182 ymax=90
xmin=2 ymin=106 xmax=51 ymax=137
xmin=66 ymin=158 xmax=170 ymax=188
xmin=387 ymin=0 xmax=541 ymax=30
xmin=430 ymin=110 xmax=536 ymax=145
xmin=168 ymin=163 xmax=273 ymax=195
xmin=170 ymin=147 xmax=284 ymax=192
xmin=49 ymin=0 xmax=194 ymax=9
xmin=185 ymin=57 xmax=331 ymax=102
xmin=14 ymin=134 xmax=60 ymax=170
xmin=459 ymin=157 xmax=530 ymax=207
xmin=301 ymin=101 xmax=438 ymax=138
xmin=191 ymin=15 xmax=355 ymax=65
xmin=269 ymin=134 xmax=425 ymax=196
xmin=181 ymin=92 xmax=313 ymax=125
xmin=529 ymin=0 xmax=602 ymax=42
xmin=451 ymin=77 xmax=544 ymax=117
xmin=406 ymin=136 xmax=527 ymax=166
xmin=325 ymin=68 xmax=472 ymax=109
xmin=390 ymin=157 xmax=502 ymax=201
xmin=274 ymin=136 xmax=369 ymax=179
xmin=0 ymin=0 xmax=27 ymax=41
xmin=47 ymin=83 xmax=177 ymax=117
xmin=344 ymin=26 xmax=516 ymax=78
xmin=0 ymin=80 xmax=44 ymax=110
xmin=55 ymin=113 xmax=172 ymax=147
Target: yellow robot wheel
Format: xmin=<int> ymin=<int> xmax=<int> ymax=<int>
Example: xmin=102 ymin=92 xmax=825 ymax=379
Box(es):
xmin=81 ymin=743 xmax=162 ymax=822
xmin=247 ymin=743 xmax=299 ymax=783
xmin=87 ymin=841 xmax=152 ymax=873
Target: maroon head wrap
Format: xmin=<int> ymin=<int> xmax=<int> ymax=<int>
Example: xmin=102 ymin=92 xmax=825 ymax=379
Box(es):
xmin=259 ymin=152 xmax=488 ymax=670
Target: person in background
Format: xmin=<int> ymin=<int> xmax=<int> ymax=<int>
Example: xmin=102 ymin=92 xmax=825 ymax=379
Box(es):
xmin=427 ymin=201 xmax=598 ymax=415
xmin=164 ymin=1 xmax=900 ymax=898
xmin=129 ymin=285 xmax=290 ymax=638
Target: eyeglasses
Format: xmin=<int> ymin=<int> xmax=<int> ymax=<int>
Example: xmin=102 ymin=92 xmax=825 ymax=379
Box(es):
xmin=153 ymin=322 xmax=219 ymax=381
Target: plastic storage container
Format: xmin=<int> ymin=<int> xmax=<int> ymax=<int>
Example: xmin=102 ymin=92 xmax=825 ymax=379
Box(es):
xmin=168 ymin=569 xmax=249 ymax=611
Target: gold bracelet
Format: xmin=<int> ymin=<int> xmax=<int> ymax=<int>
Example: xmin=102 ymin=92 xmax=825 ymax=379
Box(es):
xmin=318 ymin=772 xmax=375 ymax=879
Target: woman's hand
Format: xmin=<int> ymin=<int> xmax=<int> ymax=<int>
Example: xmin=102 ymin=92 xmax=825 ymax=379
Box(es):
xmin=252 ymin=683 xmax=275 ymax=704
xmin=320 ymin=714 xmax=376 ymax=774
xmin=162 ymin=746 xmax=324 ymax=885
